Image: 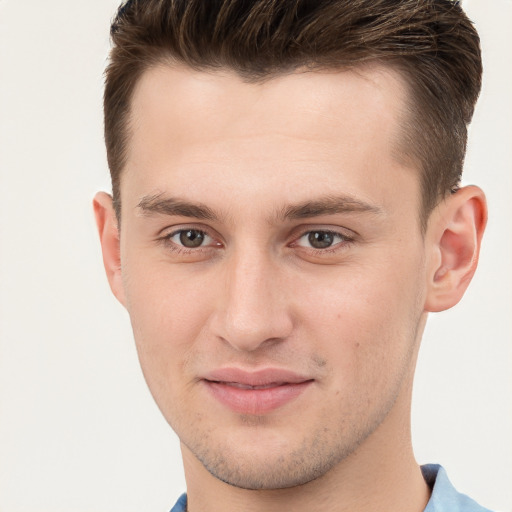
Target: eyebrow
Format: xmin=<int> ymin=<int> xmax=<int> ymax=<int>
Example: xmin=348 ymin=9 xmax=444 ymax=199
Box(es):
xmin=278 ymin=195 xmax=383 ymax=220
xmin=137 ymin=194 xmax=218 ymax=221
xmin=136 ymin=193 xmax=383 ymax=223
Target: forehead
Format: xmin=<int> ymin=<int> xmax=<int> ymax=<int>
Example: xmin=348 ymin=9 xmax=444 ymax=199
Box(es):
xmin=128 ymin=62 xmax=406 ymax=151
xmin=123 ymin=63 xmax=417 ymax=220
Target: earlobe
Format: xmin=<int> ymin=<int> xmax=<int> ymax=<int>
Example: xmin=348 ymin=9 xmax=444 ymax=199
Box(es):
xmin=93 ymin=192 xmax=127 ymax=307
xmin=424 ymin=186 xmax=487 ymax=313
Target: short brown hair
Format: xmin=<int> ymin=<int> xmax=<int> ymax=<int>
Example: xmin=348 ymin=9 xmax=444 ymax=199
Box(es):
xmin=104 ymin=0 xmax=482 ymax=226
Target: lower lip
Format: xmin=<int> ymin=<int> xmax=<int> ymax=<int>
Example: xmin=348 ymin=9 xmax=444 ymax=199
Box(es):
xmin=204 ymin=380 xmax=313 ymax=415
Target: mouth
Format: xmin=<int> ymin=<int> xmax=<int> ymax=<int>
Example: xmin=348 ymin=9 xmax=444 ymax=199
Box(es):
xmin=209 ymin=381 xmax=294 ymax=390
xmin=202 ymin=368 xmax=314 ymax=415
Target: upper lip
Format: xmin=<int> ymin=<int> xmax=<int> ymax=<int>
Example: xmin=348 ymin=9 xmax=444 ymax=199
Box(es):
xmin=203 ymin=367 xmax=312 ymax=387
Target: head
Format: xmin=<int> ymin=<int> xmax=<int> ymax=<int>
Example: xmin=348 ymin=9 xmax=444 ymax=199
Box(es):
xmin=95 ymin=0 xmax=486 ymax=492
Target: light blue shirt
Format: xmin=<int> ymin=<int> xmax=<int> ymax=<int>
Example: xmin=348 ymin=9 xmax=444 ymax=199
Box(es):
xmin=170 ymin=464 xmax=493 ymax=512
xmin=422 ymin=464 xmax=493 ymax=512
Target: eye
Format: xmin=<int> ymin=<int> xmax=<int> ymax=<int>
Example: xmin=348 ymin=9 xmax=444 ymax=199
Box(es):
xmin=167 ymin=229 xmax=213 ymax=248
xmin=295 ymin=230 xmax=349 ymax=250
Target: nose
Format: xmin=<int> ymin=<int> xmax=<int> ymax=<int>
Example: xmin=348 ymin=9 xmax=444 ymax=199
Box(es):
xmin=211 ymin=248 xmax=294 ymax=352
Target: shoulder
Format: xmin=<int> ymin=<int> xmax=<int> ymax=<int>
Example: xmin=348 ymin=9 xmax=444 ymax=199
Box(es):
xmin=169 ymin=492 xmax=187 ymax=512
xmin=422 ymin=464 xmax=494 ymax=512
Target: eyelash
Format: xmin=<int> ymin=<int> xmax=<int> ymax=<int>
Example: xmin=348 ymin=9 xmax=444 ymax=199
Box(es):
xmin=159 ymin=228 xmax=218 ymax=255
xmin=292 ymin=229 xmax=354 ymax=254
xmin=158 ymin=227 xmax=355 ymax=255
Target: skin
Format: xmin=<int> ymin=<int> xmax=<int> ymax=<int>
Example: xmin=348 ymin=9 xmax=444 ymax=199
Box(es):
xmin=94 ymin=64 xmax=486 ymax=512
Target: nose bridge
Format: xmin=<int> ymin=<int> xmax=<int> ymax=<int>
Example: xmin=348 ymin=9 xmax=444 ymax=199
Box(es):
xmin=217 ymin=244 xmax=292 ymax=352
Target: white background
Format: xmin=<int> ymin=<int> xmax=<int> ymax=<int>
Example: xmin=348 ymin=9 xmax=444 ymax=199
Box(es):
xmin=0 ymin=1 xmax=510 ymax=511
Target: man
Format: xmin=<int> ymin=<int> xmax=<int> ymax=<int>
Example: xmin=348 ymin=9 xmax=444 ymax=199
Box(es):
xmin=94 ymin=1 xmax=490 ymax=511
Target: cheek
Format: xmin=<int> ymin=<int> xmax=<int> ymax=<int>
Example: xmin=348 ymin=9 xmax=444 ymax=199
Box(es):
xmin=300 ymin=261 xmax=420 ymax=326
xmin=124 ymin=244 xmax=213 ymax=328
xmin=295 ymin=256 xmax=425 ymax=378
xmin=122 ymin=259 xmax=215 ymax=387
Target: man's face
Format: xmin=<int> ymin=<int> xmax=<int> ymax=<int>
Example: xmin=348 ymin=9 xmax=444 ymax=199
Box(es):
xmin=116 ymin=64 xmax=430 ymax=489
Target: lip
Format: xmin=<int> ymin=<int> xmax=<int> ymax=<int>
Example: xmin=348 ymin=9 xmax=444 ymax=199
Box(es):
xmin=202 ymin=368 xmax=314 ymax=415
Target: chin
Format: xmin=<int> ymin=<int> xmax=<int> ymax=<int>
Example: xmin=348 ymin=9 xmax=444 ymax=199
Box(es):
xmin=182 ymin=424 xmax=359 ymax=491
xmin=201 ymin=454 xmax=335 ymax=490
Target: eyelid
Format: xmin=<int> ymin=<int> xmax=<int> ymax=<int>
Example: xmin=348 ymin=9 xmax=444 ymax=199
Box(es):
xmin=168 ymin=229 xmax=213 ymax=246
xmin=156 ymin=223 xmax=356 ymax=254
xmin=158 ymin=224 xmax=224 ymax=249
xmin=291 ymin=224 xmax=356 ymax=240
xmin=289 ymin=226 xmax=357 ymax=253
xmin=158 ymin=222 xmax=217 ymax=238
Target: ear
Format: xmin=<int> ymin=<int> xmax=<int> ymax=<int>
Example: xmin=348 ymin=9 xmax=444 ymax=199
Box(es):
xmin=93 ymin=192 xmax=126 ymax=307
xmin=424 ymin=185 xmax=487 ymax=313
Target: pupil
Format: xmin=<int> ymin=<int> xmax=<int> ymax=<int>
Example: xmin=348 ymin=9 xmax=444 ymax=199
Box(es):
xmin=308 ymin=231 xmax=333 ymax=249
xmin=180 ymin=230 xmax=204 ymax=248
